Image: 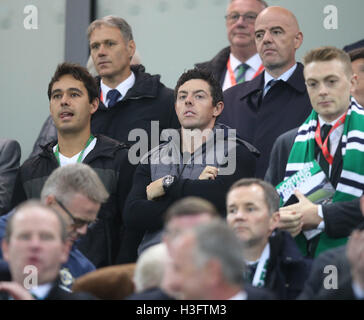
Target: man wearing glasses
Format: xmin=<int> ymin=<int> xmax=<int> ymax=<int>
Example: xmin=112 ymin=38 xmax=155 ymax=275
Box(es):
xmin=195 ymin=0 xmax=267 ymax=90
xmin=220 ymin=6 xmax=312 ymax=178
xmin=10 ymin=63 xmax=135 ymax=268
xmin=0 ymin=163 xmax=109 ymax=290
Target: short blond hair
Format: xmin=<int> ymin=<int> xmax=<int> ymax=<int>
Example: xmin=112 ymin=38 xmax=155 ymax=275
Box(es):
xmin=303 ymin=46 xmax=353 ymax=77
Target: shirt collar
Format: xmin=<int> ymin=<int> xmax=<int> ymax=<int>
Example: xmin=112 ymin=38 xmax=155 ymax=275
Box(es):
xmin=30 ymin=283 xmax=53 ymax=299
xmin=229 ymin=52 xmax=262 ymax=73
xmin=318 ymin=111 xmax=347 ymax=127
xmin=101 ymin=71 xmax=136 ymax=103
xmin=229 ymin=290 xmax=247 ymax=300
xmin=264 ymin=63 xmax=297 ymax=88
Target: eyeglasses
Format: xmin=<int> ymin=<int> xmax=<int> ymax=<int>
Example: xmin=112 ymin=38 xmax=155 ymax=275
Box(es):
xmin=225 ymin=12 xmax=258 ymax=25
xmin=55 ymin=198 xmax=97 ymax=229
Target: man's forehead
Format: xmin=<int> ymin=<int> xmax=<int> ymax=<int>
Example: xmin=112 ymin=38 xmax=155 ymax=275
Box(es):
xmin=12 ymin=208 xmax=59 ymax=231
xmin=304 ymin=59 xmax=348 ymax=79
xmin=227 ymin=0 xmax=265 ymax=13
xmin=178 ymin=79 xmax=210 ymax=92
xmin=52 ymin=75 xmax=85 ymax=91
xmin=89 ymin=25 xmax=124 ymax=42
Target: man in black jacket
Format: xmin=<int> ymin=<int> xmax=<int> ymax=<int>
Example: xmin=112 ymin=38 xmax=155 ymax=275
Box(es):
xmin=195 ymin=0 xmax=266 ymax=90
xmin=220 ymin=6 xmax=312 ymax=178
xmin=123 ymin=68 xmax=258 ymax=261
xmin=226 ymin=178 xmax=311 ymax=299
xmin=11 ymin=63 xmax=135 ymax=267
xmin=31 ymin=16 xmax=179 ymax=158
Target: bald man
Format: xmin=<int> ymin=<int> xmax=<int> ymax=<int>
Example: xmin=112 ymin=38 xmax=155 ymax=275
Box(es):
xmin=195 ymin=0 xmax=267 ymax=90
xmin=220 ymin=6 xmax=312 ymax=178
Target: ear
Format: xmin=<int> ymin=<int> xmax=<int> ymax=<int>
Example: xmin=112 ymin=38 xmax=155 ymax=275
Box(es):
xmin=294 ymin=32 xmax=303 ymax=50
xmin=60 ymin=240 xmax=72 ymax=264
xmin=127 ymin=40 xmax=136 ymax=61
xmin=44 ymin=195 xmax=56 ymax=207
xmin=204 ymin=259 xmax=223 ymax=287
xmin=349 ymin=73 xmax=358 ymax=95
xmin=1 ymin=240 xmax=9 ymax=263
xmin=90 ymin=97 xmax=99 ymax=115
xmin=268 ymin=211 xmax=280 ymax=232
xmin=213 ymin=101 xmax=224 ymax=118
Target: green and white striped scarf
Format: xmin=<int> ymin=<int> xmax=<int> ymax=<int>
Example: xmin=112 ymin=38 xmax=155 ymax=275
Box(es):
xmin=284 ymin=98 xmax=364 ymax=256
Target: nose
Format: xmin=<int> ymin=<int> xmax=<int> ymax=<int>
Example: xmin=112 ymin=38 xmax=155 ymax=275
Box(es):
xmin=318 ymin=83 xmax=328 ymax=96
xmin=235 ymin=209 xmax=247 ymax=220
xmin=97 ymin=43 xmax=107 ymax=57
xmin=28 ymin=235 xmax=42 ymax=250
xmin=60 ymin=93 xmax=70 ymax=106
xmin=184 ymin=93 xmax=193 ymax=105
xmin=262 ymin=31 xmax=273 ymax=44
xmin=235 ymin=15 xmax=248 ymax=27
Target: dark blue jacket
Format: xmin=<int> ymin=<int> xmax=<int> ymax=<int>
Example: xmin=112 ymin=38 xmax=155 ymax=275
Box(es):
xmin=221 ymin=63 xmax=312 ymax=178
xmin=265 ymin=230 xmax=312 ymax=300
xmin=0 ymin=211 xmax=95 ymax=289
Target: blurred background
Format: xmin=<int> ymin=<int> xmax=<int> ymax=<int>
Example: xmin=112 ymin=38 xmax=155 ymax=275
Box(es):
xmin=1 ymin=0 xmax=363 ymax=162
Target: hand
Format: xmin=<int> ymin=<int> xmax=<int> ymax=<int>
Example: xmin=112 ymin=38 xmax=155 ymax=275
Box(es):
xmin=146 ymin=177 xmax=165 ymax=200
xmin=0 ymin=282 xmax=34 ymax=300
xmin=280 ymin=190 xmax=321 ymax=230
xmin=347 ymin=230 xmax=364 ymax=290
xmin=199 ymin=166 xmax=218 ymax=180
xmin=277 ymin=210 xmax=303 ymax=237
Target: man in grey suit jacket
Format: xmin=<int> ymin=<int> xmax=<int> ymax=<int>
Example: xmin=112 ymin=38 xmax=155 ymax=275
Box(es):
xmin=0 ymin=139 xmax=20 ymax=215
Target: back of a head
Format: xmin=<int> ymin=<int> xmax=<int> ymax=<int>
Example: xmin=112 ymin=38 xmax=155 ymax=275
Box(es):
xmin=192 ymin=221 xmax=245 ymax=287
xmin=40 ymin=163 xmax=109 ymax=206
xmin=164 ymin=196 xmax=219 ymax=224
xmin=134 ymin=243 xmax=168 ymax=293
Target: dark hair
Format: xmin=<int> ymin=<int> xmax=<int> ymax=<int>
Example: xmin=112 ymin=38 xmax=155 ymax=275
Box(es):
xmin=348 ymin=47 xmax=364 ymax=63
xmin=47 ymin=62 xmax=98 ymax=103
xmin=174 ymin=68 xmax=223 ymax=106
xmin=227 ymin=178 xmax=279 ymax=215
xmin=164 ymin=196 xmax=219 ymax=223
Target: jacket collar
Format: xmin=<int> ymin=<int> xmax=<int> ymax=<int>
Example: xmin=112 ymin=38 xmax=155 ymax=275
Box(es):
xmin=96 ymin=64 xmax=161 ymax=109
xmin=235 ymin=62 xmax=307 ymax=100
xmin=40 ymin=134 xmax=128 ymax=162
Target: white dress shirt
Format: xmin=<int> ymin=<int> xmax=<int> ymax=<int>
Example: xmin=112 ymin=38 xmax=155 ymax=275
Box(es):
xmin=101 ymin=71 xmax=135 ymax=107
xmin=222 ymin=53 xmax=262 ymax=91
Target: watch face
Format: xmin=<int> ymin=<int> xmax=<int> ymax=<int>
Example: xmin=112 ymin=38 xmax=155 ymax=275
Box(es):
xmin=165 ymin=176 xmax=173 ymax=185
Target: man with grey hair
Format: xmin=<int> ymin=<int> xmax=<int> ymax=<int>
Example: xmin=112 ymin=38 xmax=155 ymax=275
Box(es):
xmin=196 ymin=0 xmax=267 ymax=90
xmin=226 ymin=178 xmax=311 ymax=299
xmin=0 ymin=163 xmax=108 ymax=290
xmin=168 ymin=221 xmax=274 ymax=299
xmin=88 ymin=15 xmax=179 ymax=150
xmin=31 ymin=16 xmax=179 ymax=157
xmin=0 ymin=200 xmax=95 ymax=300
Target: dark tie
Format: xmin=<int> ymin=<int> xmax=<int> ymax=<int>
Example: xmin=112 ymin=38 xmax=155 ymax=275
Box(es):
xmin=235 ymin=63 xmax=250 ymax=84
xmin=106 ymin=89 xmax=121 ymax=108
xmin=319 ymin=124 xmax=332 ymax=177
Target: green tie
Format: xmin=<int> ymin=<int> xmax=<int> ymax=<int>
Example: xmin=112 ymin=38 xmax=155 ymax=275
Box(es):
xmin=236 ymin=63 xmax=249 ymax=84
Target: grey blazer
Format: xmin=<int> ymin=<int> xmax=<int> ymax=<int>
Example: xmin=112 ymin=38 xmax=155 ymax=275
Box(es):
xmin=0 ymin=139 xmax=21 ymax=214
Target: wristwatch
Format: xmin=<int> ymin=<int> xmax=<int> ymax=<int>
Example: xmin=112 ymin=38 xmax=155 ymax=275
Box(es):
xmin=162 ymin=175 xmax=175 ymax=192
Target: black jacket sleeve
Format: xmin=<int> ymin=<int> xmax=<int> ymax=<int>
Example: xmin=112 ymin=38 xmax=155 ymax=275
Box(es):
xmin=323 ymin=199 xmax=364 ymax=238
xmin=123 ymin=164 xmax=174 ymax=232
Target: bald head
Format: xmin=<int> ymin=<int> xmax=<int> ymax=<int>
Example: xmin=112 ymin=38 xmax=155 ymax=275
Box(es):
xmin=255 ymin=6 xmax=303 ymax=77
